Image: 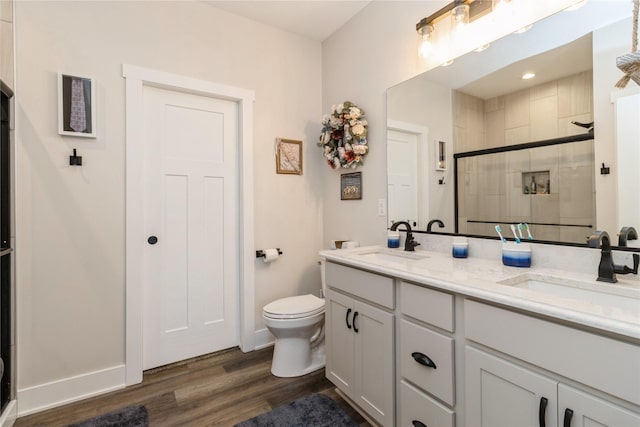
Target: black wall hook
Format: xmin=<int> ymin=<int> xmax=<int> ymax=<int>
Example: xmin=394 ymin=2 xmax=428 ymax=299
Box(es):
xmin=70 ymin=149 xmax=82 ymax=166
xmin=600 ymin=162 xmax=610 ymax=175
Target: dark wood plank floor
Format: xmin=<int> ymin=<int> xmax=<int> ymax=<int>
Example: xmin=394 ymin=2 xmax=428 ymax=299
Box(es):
xmin=15 ymin=346 xmax=371 ymax=427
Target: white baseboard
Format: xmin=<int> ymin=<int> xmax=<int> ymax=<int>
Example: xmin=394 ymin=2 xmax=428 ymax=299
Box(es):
xmin=17 ymin=365 xmax=125 ymax=417
xmin=253 ymin=328 xmax=274 ymax=350
xmin=0 ymin=400 xmax=16 ymax=427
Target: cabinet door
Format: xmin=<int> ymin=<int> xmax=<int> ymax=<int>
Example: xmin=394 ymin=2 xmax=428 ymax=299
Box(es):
xmin=353 ymin=299 xmax=394 ymax=427
xmin=558 ymin=384 xmax=640 ymax=427
xmin=466 ymin=346 xmax=558 ymax=427
xmin=325 ymin=289 xmax=355 ymax=396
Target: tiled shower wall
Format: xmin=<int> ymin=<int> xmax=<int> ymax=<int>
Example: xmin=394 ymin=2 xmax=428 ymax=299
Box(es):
xmin=454 ymin=71 xmax=596 ymax=244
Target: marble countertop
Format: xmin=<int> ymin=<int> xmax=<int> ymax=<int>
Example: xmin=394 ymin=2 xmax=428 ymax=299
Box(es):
xmin=320 ymin=246 xmax=640 ymax=341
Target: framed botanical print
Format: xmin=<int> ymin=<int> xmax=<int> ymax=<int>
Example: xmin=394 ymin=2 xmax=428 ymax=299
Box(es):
xmin=58 ymin=73 xmax=97 ymax=138
xmin=276 ymin=138 xmax=303 ymax=175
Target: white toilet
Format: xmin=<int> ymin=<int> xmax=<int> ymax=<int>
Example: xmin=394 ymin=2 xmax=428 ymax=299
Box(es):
xmin=262 ymin=261 xmax=326 ymax=377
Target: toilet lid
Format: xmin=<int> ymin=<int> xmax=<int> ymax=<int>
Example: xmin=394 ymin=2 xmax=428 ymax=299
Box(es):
xmin=263 ymin=294 xmax=325 ymax=319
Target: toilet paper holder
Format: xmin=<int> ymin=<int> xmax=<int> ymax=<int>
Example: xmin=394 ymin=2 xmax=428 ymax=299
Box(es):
xmin=256 ymin=248 xmax=283 ymax=258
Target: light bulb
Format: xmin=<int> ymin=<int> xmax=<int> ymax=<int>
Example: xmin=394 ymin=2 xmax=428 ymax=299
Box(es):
xmin=417 ymin=23 xmax=434 ymax=59
xmin=451 ymin=3 xmax=470 ymax=36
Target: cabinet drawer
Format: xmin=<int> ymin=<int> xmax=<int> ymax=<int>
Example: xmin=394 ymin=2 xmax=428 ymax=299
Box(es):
xmin=400 ymin=380 xmax=455 ymax=427
xmin=465 ymin=299 xmax=640 ymax=406
xmin=401 ymin=281 xmax=454 ymax=331
xmin=325 ymin=262 xmax=394 ymax=309
xmin=400 ymin=319 xmax=455 ymax=406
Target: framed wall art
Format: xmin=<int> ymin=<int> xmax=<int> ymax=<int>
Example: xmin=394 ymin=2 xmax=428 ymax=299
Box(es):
xmin=276 ymin=138 xmax=303 ymax=175
xmin=341 ymin=172 xmax=362 ymax=200
xmin=58 ymin=73 xmax=96 ymax=138
xmin=435 ymin=140 xmax=447 ymax=171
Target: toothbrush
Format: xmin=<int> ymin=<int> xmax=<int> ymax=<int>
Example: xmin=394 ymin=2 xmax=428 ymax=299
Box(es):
xmin=523 ymin=223 xmax=533 ymax=240
xmin=510 ymin=224 xmax=521 ymax=244
xmin=517 ymin=223 xmax=525 ymax=240
xmin=495 ymin=225 xmax=507 ymax=243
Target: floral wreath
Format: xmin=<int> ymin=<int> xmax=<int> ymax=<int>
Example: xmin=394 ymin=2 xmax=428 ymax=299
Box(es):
xmin=318 ymin=101 xmax=368 ymax=169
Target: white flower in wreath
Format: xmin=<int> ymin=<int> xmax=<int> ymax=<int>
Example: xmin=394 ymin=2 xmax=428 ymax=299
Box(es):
xmin=336 ymin=103 xmax=344 ymax=113
xmin=349 ymin=107 xmax=361 ymax=119
xmin=352 ymin=123 xmax=365 ymax=136
xmin=352 ymin=144 xmax=368 ymax=155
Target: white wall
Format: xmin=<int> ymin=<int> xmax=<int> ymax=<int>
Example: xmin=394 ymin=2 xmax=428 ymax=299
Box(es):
xmin=14 ymin=0 xmax=323 ymax=410
xmin=321 ymin=1 xmax=447 ymax=249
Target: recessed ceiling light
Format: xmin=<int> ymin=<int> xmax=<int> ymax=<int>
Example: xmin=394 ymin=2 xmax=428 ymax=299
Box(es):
xmin=522 ymin=72 xmax=536 ymax=80
xmin=514 ymin=24 xmax=532 ymax=34
xmin=565 ymin=0 xmax=587 ymax=11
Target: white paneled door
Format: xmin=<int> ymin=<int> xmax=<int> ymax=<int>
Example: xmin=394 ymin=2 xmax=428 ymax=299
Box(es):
xmin=142 ymin=86 xmax=239 ymax=370
xmin=387 ymin=129 xmax=418 ymax=226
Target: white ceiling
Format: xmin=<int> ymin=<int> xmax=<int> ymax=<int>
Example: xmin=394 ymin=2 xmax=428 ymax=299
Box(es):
xmin=458 ymin=33 xmax=593 ymax=99
xmin=205 ymin=1 xmax=372 ymax=41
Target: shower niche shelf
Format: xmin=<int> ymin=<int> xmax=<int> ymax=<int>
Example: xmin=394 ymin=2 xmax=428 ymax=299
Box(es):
xmin=522 ymin=170 xmax=550 ymax=195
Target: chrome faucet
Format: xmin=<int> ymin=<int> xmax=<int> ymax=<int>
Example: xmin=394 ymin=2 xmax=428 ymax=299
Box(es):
xmin=426 ymin=219 xmax=445 ymax=233
xmin=390 ymin=221 xmax=420 ymax=252
xmin=589 ymin=231 xmax=639 ymax=283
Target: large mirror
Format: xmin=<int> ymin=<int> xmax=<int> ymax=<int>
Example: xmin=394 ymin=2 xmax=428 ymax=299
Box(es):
xmin=387 ymin=1 xmax=639 ymax=249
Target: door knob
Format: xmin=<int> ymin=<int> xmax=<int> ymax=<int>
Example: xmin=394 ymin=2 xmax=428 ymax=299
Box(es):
xmin=147 ymin=236 xmax=158 ymax=245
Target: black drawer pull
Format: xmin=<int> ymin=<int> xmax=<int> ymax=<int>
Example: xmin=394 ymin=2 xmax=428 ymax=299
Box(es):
xmin=412 ymin=421 xmax=427 ymax=427
xmin=563 ymin=408 xmax=574 ymax=427
xmin=345 ymin=308 xmax=352 ymax=329
xmin=411 ymin=352 xmax=437 ymax=369
xmin=539 ymin=397 xmax=548 ymax=427
xmin=353 ymin=311 xmax=359 ymax=333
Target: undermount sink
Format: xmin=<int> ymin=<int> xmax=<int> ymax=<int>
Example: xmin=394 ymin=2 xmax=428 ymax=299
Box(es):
xmin=356 ymin=249 xmax=429 ymax=263
xmin=498 ymin=274 xmax=640 ymax=313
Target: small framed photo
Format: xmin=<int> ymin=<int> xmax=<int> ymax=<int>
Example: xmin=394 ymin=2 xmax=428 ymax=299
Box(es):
xmin=58 ymin=73 xmax=96 ymax=138
xmin=435 ymin=140 xmax=447 ymax=171
xmin=341 ymin=172 xmax=362 ymax=200
xmin=276 ymin=138 xmax=303 ymax=174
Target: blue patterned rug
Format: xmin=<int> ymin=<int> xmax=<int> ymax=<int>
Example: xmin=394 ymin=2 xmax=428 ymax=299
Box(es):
xmin=67 ymin=405 xmax=148 ymax=427
xmin=234 ymin=393 xmax=358 ymax=427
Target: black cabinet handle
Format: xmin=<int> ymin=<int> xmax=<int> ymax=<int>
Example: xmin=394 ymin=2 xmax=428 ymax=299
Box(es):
xmin=412 ymin=421 xmax=427 ymax=427
xmin=345 ymin=308 xmax=352 ymax=329
xmin=411 ymin=352 xmax=437 ymax=369
xmin=353 ymin=311 xmax=359 ymax=333
xmin=539 ymin=397 xmax=548 ymax=427
xmin=563 ymin=408 xmax=574 ymax=427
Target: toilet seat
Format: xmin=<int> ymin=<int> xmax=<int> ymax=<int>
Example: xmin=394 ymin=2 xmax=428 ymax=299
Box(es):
xmin=263 ymin=294 xmax=325 ymax=320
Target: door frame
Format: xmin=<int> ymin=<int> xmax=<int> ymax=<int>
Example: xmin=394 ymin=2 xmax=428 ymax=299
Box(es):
xmin=122 ymin=64 xmax=255 ymax=385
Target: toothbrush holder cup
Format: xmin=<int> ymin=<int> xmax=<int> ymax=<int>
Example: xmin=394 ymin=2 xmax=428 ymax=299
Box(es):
xmin=502 ymin=242 xmax=531 ymax=267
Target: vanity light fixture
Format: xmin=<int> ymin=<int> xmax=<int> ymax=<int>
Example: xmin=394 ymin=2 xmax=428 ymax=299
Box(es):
xmin=417 ymin=0 xmax=497 ymax=60
xmin=521 ymin=72 xmax=536 ymax=80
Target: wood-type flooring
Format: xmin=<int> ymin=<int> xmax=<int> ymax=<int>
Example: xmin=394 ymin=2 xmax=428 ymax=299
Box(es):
xmin=14 ymin=346 xmax=370 ymax=427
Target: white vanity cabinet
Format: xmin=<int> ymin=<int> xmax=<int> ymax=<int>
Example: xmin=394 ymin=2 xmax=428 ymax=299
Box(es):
xmin=464 ymin=300 xmax=640 ymax=427
xmin=324 ymin=262 xmax=395 ymax=426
